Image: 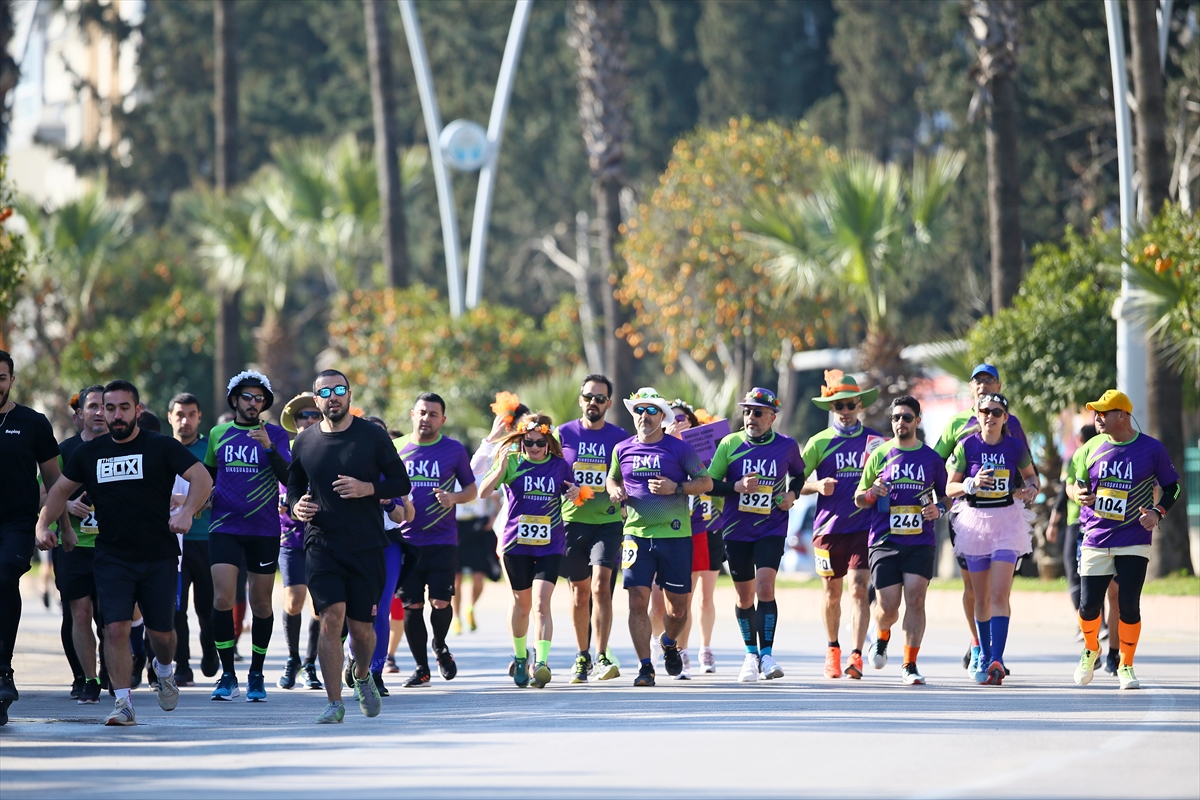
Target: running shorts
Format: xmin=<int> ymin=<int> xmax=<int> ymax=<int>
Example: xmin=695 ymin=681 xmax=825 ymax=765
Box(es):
xmin=456 ymin=517 xmax=502 ymax=581
xmin=306 ymin=543 xmax=386 ymax=623
xmin=622 ymin=535 xmax=692 ymax=594
xmin=724 ymin=536 xmax=786 ymax=583
xmin=503 ymin=553 xmax=564 ymax=592
xmin=690 ymin=530 xmax=710 ymax=573
xmin=398 ymin=543 xmax=457 ymax=605
xmin=92 ymin=549 xmax=177 ymax=632
xmin=704 ymin=529 xmax=726 ymax=571
xmin=811 ymin=531 xmax=870 ymax=579
xmin=947 ymin=513 xmax=968 ymax=571
xmin=563 ymin=520 xmax=623 ymax=582
xmin=868 ymin=542 xmax=936 ymax=589
xmin=56 ymin=544 xmax=97 ymax=602
xmin=209 ymin=531 xmax=281 ymax=575
xmin=0 ymin=515 xmax=36 ymax=585
xmin=279 ymin=544 xmax=306 ymax=588
xmin=1080 ymin=544 xmax=1152 ymax=577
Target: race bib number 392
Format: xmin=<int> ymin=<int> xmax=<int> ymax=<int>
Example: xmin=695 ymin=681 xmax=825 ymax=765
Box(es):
xmin=738 ymin=491 xmax=773 ymax=515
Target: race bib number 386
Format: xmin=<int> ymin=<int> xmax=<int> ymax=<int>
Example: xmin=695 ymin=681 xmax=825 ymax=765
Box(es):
xmin=573 ymin=462 xmax=607 ymax=491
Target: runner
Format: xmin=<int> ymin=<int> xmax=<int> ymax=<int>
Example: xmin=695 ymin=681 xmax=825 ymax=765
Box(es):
xmin=36 ymin=379 xmax=212 ymax=726
xmin=0 ymin=350 xmax=68 ymax=726
xmin=1068 ymin=390 xmax=1180 ymax=690
xmin=800 ymin=371 xmax=884 ymax=680
xmin=396 ymin=393 xmax=477 ymax=687
xmin=708 ymin=387 xmax=805 ymax=683
xmin=451 ymin=471 xmax=500 ymax=636
xmin=855 ymin=396 xmax=948 ymax=686
xmin=934 ymin=364 xmax=1032 ymax=677
xmin=479 ymin=414 xmax=580 ymax=687
xmin=276 ymin=393 xmax=324 ymax=691
xmin=607 ymin=388 xmax=712 ymax=687
xmin=287 ymin=370 xmax=412 ymax=723
xmin=945 ymin=393 xmax=1039 ymax=685
xmin=166 ymin=392 xmax=218 ymax=687
xmin=52 ymin=393 xmax=86 ymax=698
xmin=56 ymin=385 xmax=108 ymax=705
xmin=558 ymin=375 xmax=629 ymax=683
xmin=205 ymin=371 xmax=292 ymax=702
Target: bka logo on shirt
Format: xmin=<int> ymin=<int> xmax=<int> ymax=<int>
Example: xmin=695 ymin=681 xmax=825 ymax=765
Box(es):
xmin=886 ymin=463 xmax=927 ymax=482
xmin=97 ymin=454 xmax=144 ymax=483
xmin=577 ymin=443 xmax=607 ymax=458
xmin=406 ymin=460 xmax=441 ymax=479
xmin=522 ymin=476 xmax=555 ymax=494
xmin=835 ymin=451 xmax=865 ymax=471
xmin=632 ymin=455 xmax=661 ymax=471
xmin=1097 ymin=460 xmax=1133 ymax=482
xmin=223 ymin=445 xmax=260 ymax=465
xmin=742 ymin=458 xmax=778 ymax=477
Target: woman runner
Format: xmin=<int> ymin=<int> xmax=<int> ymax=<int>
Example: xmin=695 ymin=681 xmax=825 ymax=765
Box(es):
xmin=479 ymin=414 xmax=580 ymax=688
xmin=945 ymin=393 xmax=1038 ymax=685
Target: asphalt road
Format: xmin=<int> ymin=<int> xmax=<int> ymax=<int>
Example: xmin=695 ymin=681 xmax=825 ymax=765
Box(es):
xmin=2 ymin=577 xmax=1197 ymax=799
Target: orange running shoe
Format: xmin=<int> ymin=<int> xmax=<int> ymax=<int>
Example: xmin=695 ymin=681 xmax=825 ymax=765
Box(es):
xmin=845 ymin=650 xmax=863 ymax=679
xmin=824 ymin=646 xmax=843 ymax=679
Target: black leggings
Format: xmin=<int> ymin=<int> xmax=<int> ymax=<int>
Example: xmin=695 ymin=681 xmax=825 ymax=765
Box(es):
xmin=1080 ymin=555 xmax=1147 ymax=625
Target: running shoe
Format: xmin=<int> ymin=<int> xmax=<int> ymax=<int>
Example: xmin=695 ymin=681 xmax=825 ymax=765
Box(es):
xmin=356 ymin=674 xmax=382 ymax=717
xmin=595 ymin=653 xmax=620 ymax=681
xmin=303 ymin=661 xmax=323 ymax=690
xmin=1117 ymin=664 xmax=1140 ymax=690
xmin=967 ymin=645 xmax=981 ymax=676
xmin=824 ymin=646 xmax=842 ymax=679
xmin=0 ymin=668 xmax=17 ymax=706
xmin=278 ymin=657 xmax=300 ymax=690
xmin=157 ymin=672 xmax=180 ymax=711
xmin=451 ymin=617 xmax=463 ymax=635
xmin=845 ymin=651 xmax=864 ymax=680
xmin=871 ymin=639 xmax=889 ymax=670
xmin=466 ymin=607 xmax=477 ymax=632
xmin=200 ymin=650 xmax=219 ymax=679
xmin=985 ymin=661 xmax=1004 ymax=686
xmin=78 ymin=679 xmax=102 ymax=705
xmin=700 ymin=647 xmax=717 ymax=674
xmin=211 ymin=671 xmax=240 ymax=701
xmin=0 ymin=700 xmax=7 ymax=726
xmin=315 ymin=701 xmax=345 ymax=724
xmin=961 ymin=645 xmax=973 ymax=670
xmin=403 ymin=665 xmax=431 ymax=687
xmin=513 ymin=657 xmax=530 ymax=688
xmin=1104 ymin=651 xmax=1120 ymax=676
xmin=508 ymin=659 xmax=517 ymax=677
xmin=759 ymin=653 xmax=784 ymax=680
xmin=246 ymin=671 xmax=267 ymax=702
xmin=661 ymin=635 xmax=683 ymax=676
xmin=436 ymin=649 xmax=458 ymax=681
xmin=344 ymin=657 xmax=356 ymax=690
xmin=971 ymin=657 xmax=989 ymax=684
xmin=673 ymin=649 xmax=691 ymax=680
xmin=70 ymin=676 xmax=85 ymax=699
xmin=737 ymin=653 xmax=760 ymax=683
xmin=531 ymin=662 xmax=552 ymax=689
xmin=176 ymin=667 xmax=195 ymax=688
xmin=1073 ymin=648 xmax=1100 ymax=686
xmin=570 ymin=654 xmax=589 ymax=684
xmin=605 ymin=648 xmax=621 ymax=670
xmin=130 ymin=653 xmax=146 ymax=690
xmin=105 ymin=697 xmax=136 ymax=726
xmin=901 ymin=663 xmax=926 ymax=685
xmin=633 ymin=663 xmax=656 ymax=687
xmin=384 ymin=655 xmax=399 ymax=674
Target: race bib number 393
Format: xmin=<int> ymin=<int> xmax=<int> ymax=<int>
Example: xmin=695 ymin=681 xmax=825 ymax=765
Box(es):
xmin=1094 ymin=487 xmax=1128 ymax=522
xmin=573 ymin=462 xmax=607 ymax=491
xmin=889 ymin=506 xmax=924 ymax=535
xmin=516 ymin=515 xmax=552 ymax=546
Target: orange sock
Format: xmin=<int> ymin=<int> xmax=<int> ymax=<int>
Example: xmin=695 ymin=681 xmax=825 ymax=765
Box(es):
xmin=1119 ymin=620 xmax=1141 ymax=666
xmin=877 ymin=628 xmax=891 ymax=642
xmin=1078 ymin=613 xmax=1102 ymax=652
xmin=903 ymin=645 xmax=919 ymax=665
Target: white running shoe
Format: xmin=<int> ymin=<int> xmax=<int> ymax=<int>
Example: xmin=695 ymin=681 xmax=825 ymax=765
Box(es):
xmin=1073 ymin=648 xmax=1100 ymax=686
xmin=700 ymin=647 xmax=716 ymax=673
xmin=901 ymin=663 xmax=926 ymax=685
xmin=105 ymin=697 xmax=136 ymax=726
xmin=156 ymin=672 xmax=179 ymax=712
xmin=759 ymin=653 xmax=784 ymax=680
xmin=673 ymin=649 xmax=691 ymax=680
xmin=1117 ymin=664 xmax=1140 ymax=690
xmin=737 ymin=653 xmax=760 ymax=683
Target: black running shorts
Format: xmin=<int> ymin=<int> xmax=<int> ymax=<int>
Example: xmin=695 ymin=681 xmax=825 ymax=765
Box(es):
xmin=503 ymin=553 xmax=564 ymax=592
xmin=209 ymin=531 xmax=281 ymax=575
xmin=398 ymin=543 xmax=457 ymax=605
xmin=724 ymin=536 xmax=786 ymax=583
xmin=563 ymin=521 xmax=623 ymax=582
xmin=55 ymin=544 xmax=97 ymax=602
xmin=306 ymin=544 xmax=386 ymax=623
xmin=869 ymin=542 xmax=937 ymax=589
xmin=93 ymin=549 xmax=178 ymax=632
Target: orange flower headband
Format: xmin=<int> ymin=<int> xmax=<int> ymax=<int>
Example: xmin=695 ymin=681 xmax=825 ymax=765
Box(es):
xmin=490 ymin=391 xmax=521 ymax=425
xmin=521 ymin=421 xmax=551 ymax=435
xmin=820 ymin=369 xmax=858 ymax=397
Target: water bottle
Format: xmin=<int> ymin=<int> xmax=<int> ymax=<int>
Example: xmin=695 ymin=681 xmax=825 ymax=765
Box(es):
xmin=877 ymin=481 xmax=890 ymax=515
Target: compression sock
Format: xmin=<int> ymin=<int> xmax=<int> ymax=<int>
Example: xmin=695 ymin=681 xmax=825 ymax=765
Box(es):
xmin=903 ymin=645 xmax=919 ymax=666
xmin=1078 ymin=613 xmax=1102 ymax=652
xmin=991 ymin=616 xmax=1010 ymax=665
xmin=661 ymin=633 xmax=676 ymax=648
xmin=756 ymin=600 xmax=778 ymax=656
xmin=285 ymin=613 xmax=301 ymax=660
xmin=404 ymin=610 xmax=430 ymax=669
xmin=975 ymin=618 xmax=993 ymax=665
xmin=212 ymin=607 xmax=237 ymax=674
xmin=828 ymin=640 xmax=840 ymax=649
xmin=306 ymin=617 xmax=320 ymax=664
xmin=513 ymin=636 xmax=527 ymax=658
xmin=735 ymin=605 xmax=758 ymax=655
xmin=877 ymin=628 xmax=891 ymax=642
xmin=429 ymin=605 xmax=453 ymax=652
xmin=536 ymin=640 xmax=551 ymax=663
xmin=234 ymin=601 xmax=247 ymax=640
xmin=1118 ymin=620 xmax=1141 ymax=666
xmin=0 ymin=579 xmax=21 ymax=668
xmin=61 ymin=607 xmax=83 ymax=681
xmin=640 ymin=657 xmax=652 ymax=667
xmin=129 ymin=620 xmax=145 ymax=656
xmin=250 ymin=615 xmax=273 ymax=673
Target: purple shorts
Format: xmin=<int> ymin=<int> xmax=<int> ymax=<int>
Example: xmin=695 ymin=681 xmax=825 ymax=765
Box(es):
xmin=963 ymin=549 xmax=1020 ymax=573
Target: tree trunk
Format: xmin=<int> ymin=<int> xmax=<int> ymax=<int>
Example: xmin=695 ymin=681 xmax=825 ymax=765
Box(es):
xmin=364 ymin=0 xmax=409 ymax=288
xmin=986 ymin=71 xmax=1023 ymax=313
xmin=213 ymin=0 xmax=243 ymax=410
xmin=858 ymin=326 xmax=906 ymax=433
xmin=1129 ymin=0 xmax=1193 ymax=577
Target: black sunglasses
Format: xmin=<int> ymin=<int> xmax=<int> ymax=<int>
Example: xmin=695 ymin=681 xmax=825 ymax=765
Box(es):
xmin=742 ymin=408 xmax=766 ymax=418
xmin=978 ymin=407 xmax=1006 ymax=418
xmin=316 ymin=386 xmax=348 ymax=398
xmin=296 ymin=410 xmax=322 ymax=420
xmin=581 ymin=393 xmax=609 ymax=404
xmin=832 ymin=401 xmax=859 ymax=411
xmin=523 ymin=438 xmax=548 ymax=448
xmin=890 ymin=413 xmax=915 ymax=423
xmin=239 ymin=392 xmax=265 ymax=403
xmin=633 ymin=405 xmax=662 ymax=416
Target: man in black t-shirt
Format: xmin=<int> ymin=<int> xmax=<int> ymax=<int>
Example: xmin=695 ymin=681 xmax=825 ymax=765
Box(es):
xmin=38 ymin=380 xmax=212 ymax=727
xmin=287 ymin=369 xmax=411 ymax=724
xmin=0 ymin=350 xmax=67 ymax=727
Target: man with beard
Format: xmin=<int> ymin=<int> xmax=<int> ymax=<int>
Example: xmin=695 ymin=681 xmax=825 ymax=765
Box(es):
xmin=206 ymin=372 xmax=292 ymax=702
xmin=38 ymin=380 xmax=212 ymax=726
xmin=287 ymin=370 xmax=411 ymax=723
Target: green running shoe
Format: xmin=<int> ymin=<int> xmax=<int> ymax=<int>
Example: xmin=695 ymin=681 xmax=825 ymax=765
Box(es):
xmin=315 ymin=701 xmax=345 ymax=724
xmin=531 ymin=662 xmax=551 ymax=689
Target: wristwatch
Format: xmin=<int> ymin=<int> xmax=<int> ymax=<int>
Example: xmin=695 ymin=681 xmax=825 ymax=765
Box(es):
xmin=674 ymin=484 xmax=684 ymax=495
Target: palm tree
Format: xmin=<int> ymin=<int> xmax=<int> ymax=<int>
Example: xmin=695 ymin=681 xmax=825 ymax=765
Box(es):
xmin=213 ymin=0 xmax=243 ymax=409
xmin=363 ymin=0 xmax=409 ymax=287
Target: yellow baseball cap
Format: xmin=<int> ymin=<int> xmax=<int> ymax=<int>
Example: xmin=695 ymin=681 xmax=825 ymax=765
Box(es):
xmin=1086 ymin=389 xmax=1133 ymax=414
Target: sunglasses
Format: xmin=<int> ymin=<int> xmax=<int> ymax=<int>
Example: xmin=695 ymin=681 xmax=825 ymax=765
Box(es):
xmin=316 ymin=386 xmax=349 ymax=398
xmin=674 ymin=414 xmax=689 ymax=423
xmin=890 ymin=413 xmax=915 ymax=423
xmin=832 ymin=401 xmax=859 ymax=411
xmin=633 ymin=405 xmax=662 ymax=416
xmin=523 ymin=438 xmax=548 ymax=448
xmin=742 ymin=408 xmax=767 ymax=418
xmin=971 ymin=375 xmax=999 ymax=384
xmin=1094 ymin=409 xmax=1122 ymax=419
xmin=978 ymin=407 xmax=1006 ymax=418
xmin=296 ymin=410 xmax=322 ymax=420
xmin=581 ymin=393 xmax=609 ymax=404
xmin=238 ymin=392 xmax=265 ymax=403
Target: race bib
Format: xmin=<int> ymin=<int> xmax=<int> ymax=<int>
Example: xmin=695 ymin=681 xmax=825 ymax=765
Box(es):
xmin=1094 ymin=487 xmax=1128 ymax=522
xmin=700 ymin=495 xmax=714 ymax=521
xmin=573 ymin=462 xmax=607 ymax=491
xmin=81 ymin=509 xmax=99 ymax=535
xmin=738 ymin=491 xmax=773 ymax=515
xmin=976 ymin=469 xmax=1011 ymax=500
xmin=621 ymin=538 xmax=638 ymax=569
xmin=516 ymin=515 xmax=552 ymax=546
xmin=889 ymin=506 xmax=924 ymax=535
xmin=814 ymin=546 xmax=834 ymax=577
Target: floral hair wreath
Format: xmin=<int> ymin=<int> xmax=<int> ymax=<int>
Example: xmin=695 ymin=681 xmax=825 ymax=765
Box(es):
xmin=744 ymin=388 xmax=781 ymax=409
xmin=629 ymin=389 xmax=666 ymax=401
xmin=520 ymin=421 xmax=551 ymax=435
xmin=670 ymin=399 xmax=695 ymax=414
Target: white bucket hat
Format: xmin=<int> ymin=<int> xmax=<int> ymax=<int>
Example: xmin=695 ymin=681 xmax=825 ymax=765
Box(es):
xmin=623 ymin=387 xmax=674 ymax=426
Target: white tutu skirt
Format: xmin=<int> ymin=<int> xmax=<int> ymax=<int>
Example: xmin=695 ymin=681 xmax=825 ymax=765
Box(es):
xmin=953 ymin=502 xmax=1035 ymax=558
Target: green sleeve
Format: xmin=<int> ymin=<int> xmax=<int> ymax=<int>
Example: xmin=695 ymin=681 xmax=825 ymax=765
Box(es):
xmin=608 ymin=446 xmax=621 ymax=482
xmin=1066 ymin=444 xmax=1090 ymax=485
xmin=1017 ymin=448 xmax=1032 ymax=470
xmin=858 ymin=444 xmax=886 ymax=491
xmin=934 ymin=414 xmax=965 ymax=459
xmin=800 ymin=435 xmax=820 ymax=480
xmin=708 ymin=436 xmax=734 ymax=481
xmin=203 ymin=424 xmax=224 ymax=468
xmin=947 ymin=441 xmax=967 ymax=474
